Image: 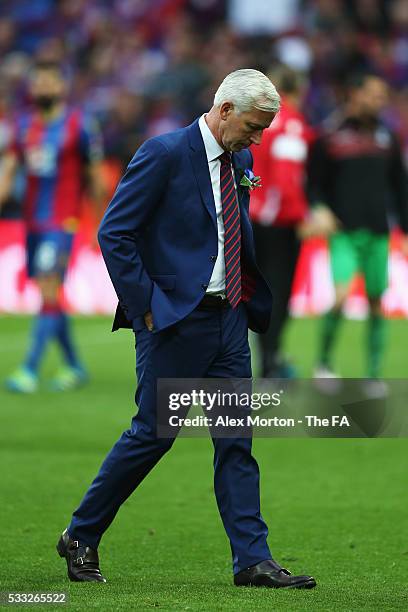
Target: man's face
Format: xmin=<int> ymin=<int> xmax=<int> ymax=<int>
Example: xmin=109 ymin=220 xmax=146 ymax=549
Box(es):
xmin=30 ymin=68 xmax=66 ymax=109
xmin=218 ymin=103 xmax=276 ymax=152
xmin=355 ymin=77 xmax=389 ymax=118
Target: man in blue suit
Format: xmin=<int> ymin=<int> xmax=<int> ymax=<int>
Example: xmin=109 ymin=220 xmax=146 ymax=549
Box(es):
xmin=57 ymin=69 xmax=316 ymax=589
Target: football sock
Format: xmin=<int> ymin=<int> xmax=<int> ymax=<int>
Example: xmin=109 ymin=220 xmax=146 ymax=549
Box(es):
xmin=25 ymin=305 xmax=61 ymax=374
xmin=319 ymin=309 xmax=342 ymax=368
xmin=367 ymin=313 xmax=386 ymax=378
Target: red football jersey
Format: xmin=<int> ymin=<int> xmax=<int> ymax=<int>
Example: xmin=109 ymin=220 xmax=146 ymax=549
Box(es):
xmin=250 ymin=98 xmax=315 ymax=227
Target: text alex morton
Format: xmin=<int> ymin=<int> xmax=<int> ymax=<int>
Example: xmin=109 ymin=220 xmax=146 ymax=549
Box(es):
xmin=167 ymin=414 xmax=350 ymax=428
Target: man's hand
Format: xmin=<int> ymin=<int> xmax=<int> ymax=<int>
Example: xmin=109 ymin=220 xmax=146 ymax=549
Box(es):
xmin=296 ymin=205 xmax=340 ymax=239
xmin=144 ymin=311 xmax=154 ymax=331
xmin=311 ymin=205 xmax=340 ymax=235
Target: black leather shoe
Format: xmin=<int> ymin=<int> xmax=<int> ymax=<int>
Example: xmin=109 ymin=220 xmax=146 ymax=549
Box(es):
xmin=234 ymin=559 xmax=316 ymax=589
xmin=56 ymin=529 xmax=106 ymax=582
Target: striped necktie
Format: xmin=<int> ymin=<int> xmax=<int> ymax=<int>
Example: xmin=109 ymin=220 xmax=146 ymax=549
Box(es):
xmin=219 ymin=152 xmax=241 ymax=308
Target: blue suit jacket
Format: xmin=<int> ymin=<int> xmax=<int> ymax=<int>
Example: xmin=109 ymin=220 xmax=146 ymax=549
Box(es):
xmin=98 ymin=119 xmax=273 ymax=334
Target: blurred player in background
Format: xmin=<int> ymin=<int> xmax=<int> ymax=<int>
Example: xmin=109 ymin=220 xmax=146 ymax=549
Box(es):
xmin=309 ymin=73 xmax=408 ymax=385
xmin=0 ymin=61 xmax=105 ymax=393
xmin=250 ymin=66 xmax=334 ymax=378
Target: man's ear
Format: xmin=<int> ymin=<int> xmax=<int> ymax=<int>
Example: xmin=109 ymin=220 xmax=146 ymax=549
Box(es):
xmin=220 ymin=101 xmax=234 ymax=121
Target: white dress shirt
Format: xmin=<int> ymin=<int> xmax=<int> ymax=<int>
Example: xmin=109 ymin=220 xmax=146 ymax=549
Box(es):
xmin=198 ymin=114 xmax=236 ymax=295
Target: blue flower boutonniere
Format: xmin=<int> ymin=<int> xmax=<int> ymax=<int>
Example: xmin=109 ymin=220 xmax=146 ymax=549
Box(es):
xmin=239 ymin=168 xmax=262 ymax=191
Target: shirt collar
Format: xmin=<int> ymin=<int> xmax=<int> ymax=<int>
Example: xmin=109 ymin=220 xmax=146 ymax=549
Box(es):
xmin=198 ymin=114 xmax=225 ymax=162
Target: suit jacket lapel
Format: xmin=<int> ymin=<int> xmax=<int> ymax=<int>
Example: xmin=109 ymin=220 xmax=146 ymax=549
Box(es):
xmin=187 ymin=120 xmax=217 ymax=230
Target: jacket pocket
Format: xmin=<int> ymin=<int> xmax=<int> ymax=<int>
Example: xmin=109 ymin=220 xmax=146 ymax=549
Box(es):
xmin=150 ymin=274 xmax=176 ymax=291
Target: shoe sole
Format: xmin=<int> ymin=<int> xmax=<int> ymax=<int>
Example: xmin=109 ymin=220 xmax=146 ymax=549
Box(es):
xmin=294 ymin=578 xmax=316 ymax=589
xmin=235 ymin=576 xmax=317 ymax=589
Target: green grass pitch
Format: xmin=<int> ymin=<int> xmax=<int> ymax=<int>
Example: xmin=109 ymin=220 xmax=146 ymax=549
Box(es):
xmin=0 ymin=315 xmax=407 ymax=610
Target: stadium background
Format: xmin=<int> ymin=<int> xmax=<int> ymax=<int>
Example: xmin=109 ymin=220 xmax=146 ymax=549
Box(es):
xmin=1 ymin=0 xmax=408 ymax=319
xmin=0 ymin=1 xmax=408 ymax=610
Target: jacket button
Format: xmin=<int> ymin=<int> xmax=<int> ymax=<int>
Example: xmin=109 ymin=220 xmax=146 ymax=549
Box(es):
xmin=201 ymin=283 xmax=208 ymax=290
xmin=210 ymin=255 xmax=217 ymax=262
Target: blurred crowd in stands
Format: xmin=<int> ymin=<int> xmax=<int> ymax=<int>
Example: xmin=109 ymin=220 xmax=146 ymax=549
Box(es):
xmin=0 ymin=0 xmax=408 ymax=168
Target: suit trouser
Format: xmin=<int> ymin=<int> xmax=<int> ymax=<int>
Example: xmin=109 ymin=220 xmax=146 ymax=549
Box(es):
xmin=68 ymin=303 xmax=272 ymax=574
xmin=253 ymin=224 xmax=300 ymax=375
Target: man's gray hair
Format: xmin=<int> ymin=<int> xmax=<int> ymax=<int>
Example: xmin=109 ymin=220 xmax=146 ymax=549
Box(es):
xmin=214 ymin=69 xmax=280 ymax=114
